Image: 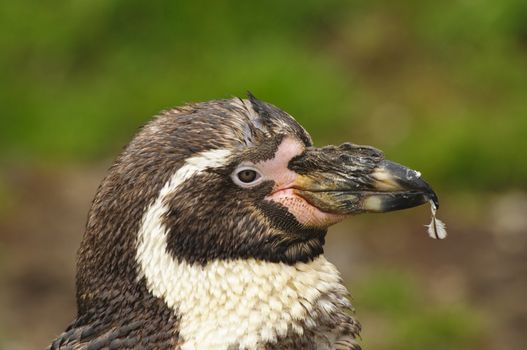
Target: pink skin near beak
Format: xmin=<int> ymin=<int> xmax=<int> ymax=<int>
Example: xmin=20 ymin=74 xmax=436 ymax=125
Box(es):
xmin=259 ymin=137 xmax=346 ymax=228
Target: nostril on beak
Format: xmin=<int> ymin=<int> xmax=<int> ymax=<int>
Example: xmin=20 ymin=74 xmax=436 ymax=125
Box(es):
xmin=339 ymin=143 xmax=355 ymax=151
xmin=338 ymin=154 xmax=352 ymax=162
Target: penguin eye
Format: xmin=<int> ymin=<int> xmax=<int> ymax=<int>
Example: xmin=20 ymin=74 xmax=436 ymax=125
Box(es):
xmin=238 ymin=170 xmax=257 ymax=183
xmin=232 ymin=166 xmax=262 ymax=187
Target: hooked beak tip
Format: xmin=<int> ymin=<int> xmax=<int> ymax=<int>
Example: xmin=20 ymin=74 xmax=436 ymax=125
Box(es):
xmin=366 ymin=160 xmax=438 ymax=212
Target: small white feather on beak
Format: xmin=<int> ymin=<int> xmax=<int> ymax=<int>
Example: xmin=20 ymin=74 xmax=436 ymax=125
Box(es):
xmin=426 ymin=200 xmax=447 ymax=239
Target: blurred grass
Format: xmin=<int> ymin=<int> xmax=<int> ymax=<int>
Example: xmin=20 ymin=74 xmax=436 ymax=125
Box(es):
xmin=0 ymin=175 xmax=15 ymax=220
xmin=1 ymin=0 xmax=526 ymax=190
xmin=355 ymin=271 xmax=484 ymax=350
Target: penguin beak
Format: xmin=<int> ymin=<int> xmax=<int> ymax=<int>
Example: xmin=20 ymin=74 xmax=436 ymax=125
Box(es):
xmin=287 ymin=143 xmax=439 ymax=215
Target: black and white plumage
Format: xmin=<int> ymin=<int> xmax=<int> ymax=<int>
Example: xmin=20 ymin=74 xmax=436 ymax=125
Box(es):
xmin=48 ymin=95 xmax=438 ymax=350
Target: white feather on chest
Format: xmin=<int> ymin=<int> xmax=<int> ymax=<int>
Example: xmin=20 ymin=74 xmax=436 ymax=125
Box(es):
xmin=139 ymin=252 xmax=344 ymax=349
xmin=135 ymin=149 xmax=347 ymax=350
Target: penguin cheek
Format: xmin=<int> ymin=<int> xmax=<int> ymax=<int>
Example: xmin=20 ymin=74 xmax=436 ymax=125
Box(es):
xmin=266 ymin=189 xmax=346 ymax=228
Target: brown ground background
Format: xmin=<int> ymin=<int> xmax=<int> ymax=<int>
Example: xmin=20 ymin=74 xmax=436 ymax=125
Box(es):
xmin=1 ymin=164 xmax=526 ymax=349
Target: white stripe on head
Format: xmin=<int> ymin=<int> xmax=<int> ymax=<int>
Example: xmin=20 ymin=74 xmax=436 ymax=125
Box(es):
xmin=157 ymin=149 xmax=232 ymax=198
xmin=136 ymin=148 xmax=346 ymax=350
xmin=136 ymin=147 xmax=232 ymax=308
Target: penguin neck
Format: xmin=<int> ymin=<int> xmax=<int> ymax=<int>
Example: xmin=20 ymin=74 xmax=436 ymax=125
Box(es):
xmin=138 ymin=248 xmax=350 ymax=349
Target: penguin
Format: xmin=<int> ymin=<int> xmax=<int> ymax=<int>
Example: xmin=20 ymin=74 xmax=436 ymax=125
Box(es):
xmin=48 ymin=94 xmax=438 ymax=350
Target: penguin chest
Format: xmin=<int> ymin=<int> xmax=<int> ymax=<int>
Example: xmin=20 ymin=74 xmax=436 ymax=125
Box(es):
xmin=142 ymin=255 xmax=348 ymax=350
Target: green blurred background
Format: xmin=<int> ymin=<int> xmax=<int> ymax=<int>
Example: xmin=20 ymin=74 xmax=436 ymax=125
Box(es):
xmin=1 ymin=1 xmax=526 ymax=349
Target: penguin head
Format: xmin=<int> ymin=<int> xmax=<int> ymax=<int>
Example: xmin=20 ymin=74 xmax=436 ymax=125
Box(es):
xmin=76 ymin=94 xmax=436 ymax=309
